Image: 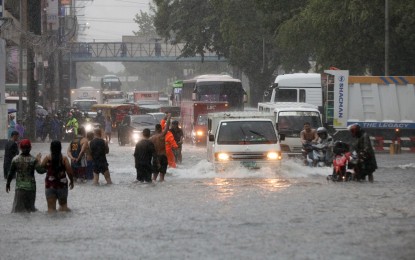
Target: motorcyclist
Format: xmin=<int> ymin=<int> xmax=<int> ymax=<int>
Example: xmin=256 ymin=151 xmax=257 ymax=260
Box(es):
xmin=313 ymin=127 xmax=333 ymax=166
xmin=300 ymin=122 xmax=318 ymax=165
xmin=348 ymin=124 xmax=377 ymax=182
xmin=66 ymin=112 xmax=79 ymax=137
xmin=95 ymin=110 xmax=105 ymax=131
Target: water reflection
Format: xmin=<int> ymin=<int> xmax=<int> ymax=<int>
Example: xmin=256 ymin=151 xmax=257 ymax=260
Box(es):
xmin=206 ymin=178 xmax=291 ymax=201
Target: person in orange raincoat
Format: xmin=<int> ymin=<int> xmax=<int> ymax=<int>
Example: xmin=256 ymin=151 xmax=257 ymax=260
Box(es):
xmin=161 ymin=117 xmax=178 ymax=168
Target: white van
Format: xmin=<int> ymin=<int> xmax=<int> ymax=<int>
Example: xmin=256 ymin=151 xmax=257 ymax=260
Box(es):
xmin=207 ymin=112 xmax=283 ymax=172
xmin=258 ymin=102 xmax=322 ymax=156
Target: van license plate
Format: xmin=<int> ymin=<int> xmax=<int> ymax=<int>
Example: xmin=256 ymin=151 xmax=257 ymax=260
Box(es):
xmin=241 ymin=161 xmax=258 ymax=169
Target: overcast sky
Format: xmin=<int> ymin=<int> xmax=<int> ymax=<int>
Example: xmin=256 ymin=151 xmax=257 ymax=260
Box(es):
xmin=78 ymin=0 xmax=151 ymax=42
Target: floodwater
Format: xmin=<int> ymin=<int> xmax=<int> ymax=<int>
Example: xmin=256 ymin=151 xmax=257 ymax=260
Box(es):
xmin=1 ymin=141 xmax=414 ymax=260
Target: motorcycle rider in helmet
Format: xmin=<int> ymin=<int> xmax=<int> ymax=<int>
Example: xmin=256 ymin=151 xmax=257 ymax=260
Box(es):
xmin=348 ymin=124 xmax=377 ymax=182
xmin=313 ymin=127 xmax=333 ymax=166
xmin=95 ymin=110 xmax=105 ymax=131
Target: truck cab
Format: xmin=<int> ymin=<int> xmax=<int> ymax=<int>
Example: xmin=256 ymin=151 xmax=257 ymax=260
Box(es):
xmin=207 ymin=112 xmax=283 ymax=172
xmin=265 ymin=73 xmax=323 ymax=111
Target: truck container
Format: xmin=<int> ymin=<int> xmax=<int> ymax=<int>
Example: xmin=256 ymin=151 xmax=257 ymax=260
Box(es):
xmin=323 ymin=70 xmax=415 ymax=145
xmin=133 ymin=91 xmax=159 ymax=104
xmin=180 ymin=101 xmax=229 ymax=145
xmin=207 ymin=111 xmax=283 ymax=172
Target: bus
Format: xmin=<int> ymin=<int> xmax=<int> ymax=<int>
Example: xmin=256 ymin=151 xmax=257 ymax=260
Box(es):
xmin=181 ymin=74 xmax=247 ymax=110
xmin=180 ymin=74 xmax=247 ymax=143
xmin=101 ymin=75 xmax=122 ymax=91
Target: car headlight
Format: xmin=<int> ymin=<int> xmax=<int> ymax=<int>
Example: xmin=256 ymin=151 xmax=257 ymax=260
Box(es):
xmin=216 ymin=152 xmax=230 ymax=161
xmin=267 ymin=152 xmax=282 ymax=160
xmin=196 ymin=130 xmax=204 ymax=136
xmin=132 ymin=131 xmax=141 ymax=140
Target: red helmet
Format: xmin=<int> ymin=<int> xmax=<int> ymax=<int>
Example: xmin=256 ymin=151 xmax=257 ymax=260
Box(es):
xmin=348 ymin=124 xmax=361 ymax=137
xmin=20 ymin=139 xmax=32 ymax=149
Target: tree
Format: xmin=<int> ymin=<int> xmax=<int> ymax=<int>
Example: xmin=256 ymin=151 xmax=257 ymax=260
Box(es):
xmin=133 ymin=10 xmax=157 ymax=39
xmin=152 ymin=0 xmax=307 ymax=104
xmin=276 ymin=0 xmax=415 ymax=75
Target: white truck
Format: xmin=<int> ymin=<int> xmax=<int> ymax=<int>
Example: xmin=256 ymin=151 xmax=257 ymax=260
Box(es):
xmin=264 ymin=70 xmax=415 ymax=151
xmin=70 ymin=86 xmax=103 ymax=111
xmin=264 ymin=73 xmax=323 ymax=111
xmin=258 ymin=102 xmax=323 ymax=155
xmin=323 ymin=70 xmax=415 ymax=140
xmin=206 ymin=112 xmax=283 ymax=172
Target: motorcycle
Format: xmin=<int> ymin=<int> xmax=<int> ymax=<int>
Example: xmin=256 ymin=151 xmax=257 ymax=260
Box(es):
xmin=64 ymin=126 xmax=75 ymax=142
xmin=327 ymin=141 xmax=355 ymax=182
xmin=302 ymin=142 xmax=331 ymax=167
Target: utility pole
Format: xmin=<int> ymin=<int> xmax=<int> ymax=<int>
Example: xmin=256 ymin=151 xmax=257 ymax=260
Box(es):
xmin=385 ymin=0 xmax=389 ymax=76
xmin=18 ymin=0 xmax=24 ymax=122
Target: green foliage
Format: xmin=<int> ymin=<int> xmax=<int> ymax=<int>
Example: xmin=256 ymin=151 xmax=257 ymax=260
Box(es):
xmin=277 ymin=0 xmax=415 ymax=75
xmin=150 ymin=0 xmax=415 ymax=103
xmin=133 ymin=10 xmax=157 ymax=38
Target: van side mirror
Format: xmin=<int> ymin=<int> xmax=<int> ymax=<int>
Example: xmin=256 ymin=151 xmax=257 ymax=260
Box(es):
xmin=192 ymin=92 xmax=197 ymax=101
xmin=279 ymin=133 xmax=285 ymax=141
xmin=243 ymin=93 xmax=248 ymax=103
xmin=209 ymin=134 xmax=215 ymax=142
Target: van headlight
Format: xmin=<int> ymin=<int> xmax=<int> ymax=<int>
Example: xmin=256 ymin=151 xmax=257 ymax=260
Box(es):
xmin=216 ymin=152 xmax=230 ymax=161
xmin=267 ymin=152 xmax=282 ymax=160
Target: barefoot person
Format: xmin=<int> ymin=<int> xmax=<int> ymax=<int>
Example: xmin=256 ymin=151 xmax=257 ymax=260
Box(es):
xmin=134 ymin=128 xmax=158 ymax=183
xmin=150 ymin=113 xmax=171 ymax=182
xmin=40 ymin=140 xmax=74 ymax=213
xmin=89 ymin=129 xmax=112 ymax=185
xmin=5 ymin=139 xmax=46 ymax=213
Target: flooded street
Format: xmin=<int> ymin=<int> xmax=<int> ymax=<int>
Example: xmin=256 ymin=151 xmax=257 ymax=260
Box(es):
xmin=1 ymin=141 xmax=414 ymax=259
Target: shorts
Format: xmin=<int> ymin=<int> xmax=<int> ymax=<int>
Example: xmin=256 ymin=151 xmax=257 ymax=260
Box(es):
xmin=45 ymin=187 xmax=68 ymax=202
xmin=153 ymin=155 xmax=168 ymax=174
xmin=136 ymin=164 xmax=152 ymax=182
xmin=93 ymin=161 xmax=109 ymax=174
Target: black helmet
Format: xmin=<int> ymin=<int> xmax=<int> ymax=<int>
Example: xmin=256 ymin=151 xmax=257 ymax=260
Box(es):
xmin=347 ymin=123 xmax=361 ymax=137
xmin=317 ymin=127 xmax=327 ymax=135
xmin=172 ymin=120 xmax=179 ymax=125
xmin=333 ymin=141 xmax=349 ymax=155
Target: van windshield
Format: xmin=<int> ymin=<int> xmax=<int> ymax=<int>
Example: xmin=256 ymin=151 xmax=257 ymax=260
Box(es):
xmin=277 ymin=111 xmax=321 ymax=136
xmin=217 ymin=121 xmax=277 ymax=144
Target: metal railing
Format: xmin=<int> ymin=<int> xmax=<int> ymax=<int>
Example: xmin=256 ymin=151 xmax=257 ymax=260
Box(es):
xmin=66 ymin=42 xmax=226 ymax=62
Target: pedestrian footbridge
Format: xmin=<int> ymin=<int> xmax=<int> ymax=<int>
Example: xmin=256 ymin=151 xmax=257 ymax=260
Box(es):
xmin=66 ymin=42 xmax=226 ymax=62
